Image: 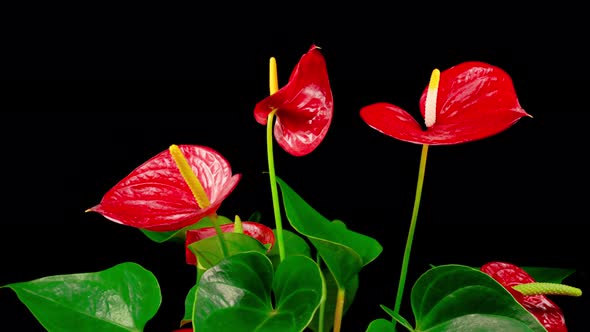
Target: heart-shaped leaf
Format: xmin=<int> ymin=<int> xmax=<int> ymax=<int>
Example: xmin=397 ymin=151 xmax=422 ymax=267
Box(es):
xmin=1 ymin=262 xmax=161 ymax=332
xmin=187 ymin=232 xmax=269 ymax=270
xmin=193 ymin=251 xmax=324 ymax=332
xmin=276 ymin=177 xmax=382 ymax=289
xmin=410 ymin=264 xmax=547 ymax=331
xmin=267 ymin=228 xmax=312 ymax=270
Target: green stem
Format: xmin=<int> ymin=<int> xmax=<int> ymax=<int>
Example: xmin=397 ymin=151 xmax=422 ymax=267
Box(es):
xmin=393 ymin=143 xmax=429 ymax=323
xmin=210 ymin=214 xmax=229 ymax=258
xmin=266 ymin=110 xmax=286 ymax=262
xmin=333 ymin=288 xmax=345 ymax=332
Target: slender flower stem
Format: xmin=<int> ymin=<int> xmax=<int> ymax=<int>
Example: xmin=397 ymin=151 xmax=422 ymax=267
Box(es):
xmin=210 ymin=214 xmax=229 ymax=258
xmin=393 ymin=69 xmax=439 ymax=325
xmin=393 ymin=143 xmax=429 ymax=322
xmin=266 ymin=110 xmax=286 ymax=262
xmin=333 ymin=288 xmax=346 ymax=332
xmin=266 ymin=56 xmax=286 ymax=262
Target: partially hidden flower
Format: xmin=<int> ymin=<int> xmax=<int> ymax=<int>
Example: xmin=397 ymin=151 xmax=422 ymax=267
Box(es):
xmin=360 ymin=61 xmax=531 ymax=145
xmin=481 ymin=261 xmax=567 ymax=332
xmin=254 ymin=44 xmax=334 ymax=156
xmin=87 ymin=144 xmax=241 ymax=232
xmin=184 ymin=221 xmax=275 ymax=265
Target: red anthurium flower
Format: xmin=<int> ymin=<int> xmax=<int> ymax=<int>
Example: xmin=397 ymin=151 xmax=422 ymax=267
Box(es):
xmin=88 ymin=145 xmax=241 ymax=232
xmin=185 ymin=221 xmax=275 ymax=265
xmin=481 ymin=261 xmax=567 ymax=332
xmin=254 ymin=44 xmax=334 ymax=156
xmin=360 ymin=61 xmax=531 ymax=145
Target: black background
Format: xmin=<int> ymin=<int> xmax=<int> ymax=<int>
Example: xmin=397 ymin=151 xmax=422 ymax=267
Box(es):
xmin=1 ymin=3 xmax=588 ymax=331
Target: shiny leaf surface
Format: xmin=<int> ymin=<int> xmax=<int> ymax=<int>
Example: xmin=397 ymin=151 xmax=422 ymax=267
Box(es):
xmin=187 ymin=232 xmax=269 ymax=270
xmin=411 ymin=265 xmax=546 ymax=331
xmin=267 ymin=228 xmax=312 ymax=270
xmin=481 ymin=261 xmax=567 ymax=332
xmin=185 ymin=220 xmax=275 ymax=265
xmin=360 ymin=61 xmax=530 ymax=145
xmin=88 ymin=145 xmax=241 ymax=231
xmin=181 ymin=284 xmax=197 ymax=328
xmin=276 ymin=177 xmax=382 ymax=289
xmin=193 ymin=251 xmax=324 ymax=332
xmin=1 ymin=262 xmax=161 ymax=332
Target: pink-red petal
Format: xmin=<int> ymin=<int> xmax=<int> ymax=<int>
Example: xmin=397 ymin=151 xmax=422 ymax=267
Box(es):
xmin=88 ymin=145 xmax=241 ymax=232
xmin=185 ymin=221 xmax=275 ymax=265
xmin=360 ymin=61 xmax=530 ymax=145
xmin=481 ymin=261 xmax=567 ymax=332
xmin=254 ymin=44 xmax=334 ymax=156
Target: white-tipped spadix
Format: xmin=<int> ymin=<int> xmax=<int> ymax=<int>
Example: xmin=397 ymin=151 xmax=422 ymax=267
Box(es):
xmin=424 ymin=68 xmax=440 ymax=128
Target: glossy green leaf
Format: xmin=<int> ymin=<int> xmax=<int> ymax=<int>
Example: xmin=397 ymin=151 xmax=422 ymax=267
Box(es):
xmin=193 ymin=251 xmax=324 ymax=332
xmin=276 ymin=177 xmax=383 ymax=289
xmin=521 ymin=266 xmax=576 ymax=283
xmin=365 ymin=318 xmax=398 ymax=332
xmin=140 ymin=215 xmax=232 ymax=243
xmin=268 ymin=228 xmax=312 ymax=270
xmin=187 ymin=231 xmax=268 ymax=269
xmin=1 ymin=262 xmax=161 ymax=332
xmin=411 ymin=264 xmax=547 ymax=331
xmin=181 ymin=284 xmax=197 ymax=327
xmin=309 ymin=267 xmax=358 ymax=332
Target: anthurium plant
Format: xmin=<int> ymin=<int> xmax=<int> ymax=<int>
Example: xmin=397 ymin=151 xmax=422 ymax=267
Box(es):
xmin=1 ymin=45 xmax=583 ymax=332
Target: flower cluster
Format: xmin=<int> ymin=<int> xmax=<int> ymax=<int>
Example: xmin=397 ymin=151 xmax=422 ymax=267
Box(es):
xmin=1 ymin=45 xmax=582 ymax=332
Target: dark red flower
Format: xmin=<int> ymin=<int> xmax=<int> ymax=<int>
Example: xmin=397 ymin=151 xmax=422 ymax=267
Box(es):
xmin=360 ymin=61 xmax=531 ymax=145
xmin=254 ymin=44 xmax=334 ymax=156
xmin=185 ymin=221 xmax=275 ymax=265
xmin=88 ymin=145 xmax=241 ymax=232
xmin=481 ymin=261 xmax=567 ymax=332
